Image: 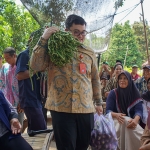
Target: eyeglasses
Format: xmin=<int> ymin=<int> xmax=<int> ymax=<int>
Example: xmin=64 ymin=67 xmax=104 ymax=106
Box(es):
xmin=69 ymin=29 xmax=88 ymax=36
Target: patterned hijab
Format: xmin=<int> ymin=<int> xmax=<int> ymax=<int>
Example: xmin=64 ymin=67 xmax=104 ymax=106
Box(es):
xmin=116 ymin=71 xmax=141 ymax=115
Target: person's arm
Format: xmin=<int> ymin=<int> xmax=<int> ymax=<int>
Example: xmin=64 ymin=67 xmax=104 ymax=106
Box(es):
xmin=133 ymin=101 xmax=143 ymax=120
xmin=140 ymin=124 xmax=150 ymax=147
xmin=106 ymin=90 xmax=126 ymax=123
xmin=6 ymin=94 xmax=21 ymax=134
xmin=106 ymin=90 xmax=116 ymax=113
xmin=7 ymin=97 xmax=18 ymax=120
xmin=127 ymin=101 xmax=143 ymax=129
xmin=16 ymin=50 xmax=37 ymax=80
xmin=30 ymin=27 xmax=59 ymax=72
xmin=139 ymin=144 xmax=150 ymax=150
xmin=16 ymin=50 xmax=30 ymax=81
xmin=16 ymin=70 xmax=30 ymax=80
xmin=91 ymin=54 xmax=103 ymax=114
xmin=30 ymin=38 xmax=49 ymax=72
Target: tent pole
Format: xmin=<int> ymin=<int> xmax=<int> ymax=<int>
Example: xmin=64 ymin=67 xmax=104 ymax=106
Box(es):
xmin=140 ymin=0 xmax=149 ymax=64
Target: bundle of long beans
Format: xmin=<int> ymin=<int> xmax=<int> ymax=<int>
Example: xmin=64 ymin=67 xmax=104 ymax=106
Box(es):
xmin=48 ymin=31 xmax=81 ymax=67
xmin=28 ymin=29 xmax=81 ymax=89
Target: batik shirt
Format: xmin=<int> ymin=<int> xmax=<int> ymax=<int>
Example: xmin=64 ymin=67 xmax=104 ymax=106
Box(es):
xmin=104 ymin=77 xmax=118 ymax=93
xmin=30 ymin=37 xmax=102 ymax=113
xmin=0 ymin=63 xmax=19 ymax=107
xmin=135 ymin=77 xmax=147 ymax=96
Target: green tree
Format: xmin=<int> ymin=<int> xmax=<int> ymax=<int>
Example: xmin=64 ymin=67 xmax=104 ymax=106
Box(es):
xmin=20 ymin=0 xmax=73 ymax=26
xmin=84 ymin=33 xmax=106 ymax=52
xmin=114 ymin=0 xmax=126 ymax=9
xmin=132 ymin=20 xmax=150 ymax=61
xmin=0 ymin=0 xmax=40 ymax=55
xmin=102 ymin=21 xmax=143 ymax=67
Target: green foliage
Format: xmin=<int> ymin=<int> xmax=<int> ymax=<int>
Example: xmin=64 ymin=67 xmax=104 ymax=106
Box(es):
xmin=0 ymin=0 xmax=40 ymax=55
xmin=101 ymin=21 xmax=143 ymax=68
xmin=124 ymin=66 xmax=132 ymax=73
xmin=114 ymin=0 xmax=126 ymax=9
xmin=84 ymin=33 xmax=106 ymax=51
xmin=132 ymin=21 xmax=150 ymax=61
xmin=20 ymin=0 xmax=73 ymax=27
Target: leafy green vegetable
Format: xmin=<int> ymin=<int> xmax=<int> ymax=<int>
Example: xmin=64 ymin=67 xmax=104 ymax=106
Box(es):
xmin=48 ymin=31 xmax=81 ymax=67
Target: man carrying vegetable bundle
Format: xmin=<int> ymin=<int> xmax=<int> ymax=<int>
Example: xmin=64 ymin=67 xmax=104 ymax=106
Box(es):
xmin=30 ymin=14 xmax=103 ymax=150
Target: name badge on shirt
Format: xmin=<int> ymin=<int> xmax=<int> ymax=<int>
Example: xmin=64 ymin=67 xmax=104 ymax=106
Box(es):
xmin=79 ymin=63 xmax=86 ymax=74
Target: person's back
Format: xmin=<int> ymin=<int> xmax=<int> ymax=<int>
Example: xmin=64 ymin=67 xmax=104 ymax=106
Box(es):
xmin=16 ymin=48 xmax=46 ymax=132
xmin=16 ymin=49 xmax=41 ymax=108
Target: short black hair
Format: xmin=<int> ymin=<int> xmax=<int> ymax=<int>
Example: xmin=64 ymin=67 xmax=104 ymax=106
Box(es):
xmin=3 ymin=47 xmax=16 ymax=56
xmin=116 ymin=60 xmax=122 ymax=64
xmin=114 ymin=64 xmax=123 ymax=70
xmin=65 ymin=14 xmax=87 ymax=29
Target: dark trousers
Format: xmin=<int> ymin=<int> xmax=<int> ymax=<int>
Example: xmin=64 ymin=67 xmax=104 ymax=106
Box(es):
xmin=24 ymin=107 xmax=47 ymax=131
xmin=0 ymin=132 xmax=33 ymax=150
xmin=42 ymin=107 xmax=47 ymax=124
xmin=50 ymin=111 xmax=94 ymax=150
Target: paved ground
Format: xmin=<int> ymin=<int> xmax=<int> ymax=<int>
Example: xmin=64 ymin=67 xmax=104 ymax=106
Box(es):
xmin=49 ymin=141 xmax=56 ymax=150
xmin=23 ymin=112 xmax=91 ymax=150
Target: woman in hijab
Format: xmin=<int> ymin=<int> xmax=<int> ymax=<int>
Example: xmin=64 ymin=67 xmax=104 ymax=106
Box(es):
xmin=0 ymin=90 xmax=33 ymax=150
xmin=106 ymin=71 xmax=145 ymax=150
xmin=104 ymin=63 xmax=123 ymax=98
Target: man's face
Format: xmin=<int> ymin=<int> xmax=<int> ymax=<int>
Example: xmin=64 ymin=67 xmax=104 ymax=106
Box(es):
xmin=132 ymin=67 xmax=138 ymax=74
xmin=67 ymin=23 xmax=87 ymax=43
xmin=3 ymin=53 xmax=16 ymax=65
xmin=143 ymin=68 xmax=150 ymax=79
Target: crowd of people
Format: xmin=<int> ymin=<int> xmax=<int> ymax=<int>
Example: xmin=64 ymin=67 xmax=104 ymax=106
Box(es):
xmin=99 ymin=60 xmax=150 ymax=150
xmin=0 ymin=14 xmax=150 ymax=150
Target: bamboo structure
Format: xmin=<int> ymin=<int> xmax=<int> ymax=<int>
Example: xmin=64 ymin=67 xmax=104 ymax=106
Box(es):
xmin=140 ymin=0 xmax=149 ymax=64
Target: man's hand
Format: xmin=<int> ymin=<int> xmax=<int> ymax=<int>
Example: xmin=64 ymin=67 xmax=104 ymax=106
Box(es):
xmin=139 ymin=144 xmax=150 ymax=150
xmin=42 ymin=26 xmax=59 ymax=40
xmin=10 ymin=118 xmax=21 ymax=134
xmin=95 ymin=105 xmax=103 ymax=115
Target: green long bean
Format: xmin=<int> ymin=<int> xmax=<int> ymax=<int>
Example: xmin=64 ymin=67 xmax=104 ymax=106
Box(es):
xmin=48 ymin=31 xmax=81 ymax=67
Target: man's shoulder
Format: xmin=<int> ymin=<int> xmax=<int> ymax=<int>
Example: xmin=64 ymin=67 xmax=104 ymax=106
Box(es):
xmin=18 ymin=48 xmax=29 ymax=56
xmin=79 ymin=44 xmax=95 ymax=55
xmin=17 ymin=49 xmax=29 ymax=63
xmin=2 ymin=63 xmax=10 ymax=70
